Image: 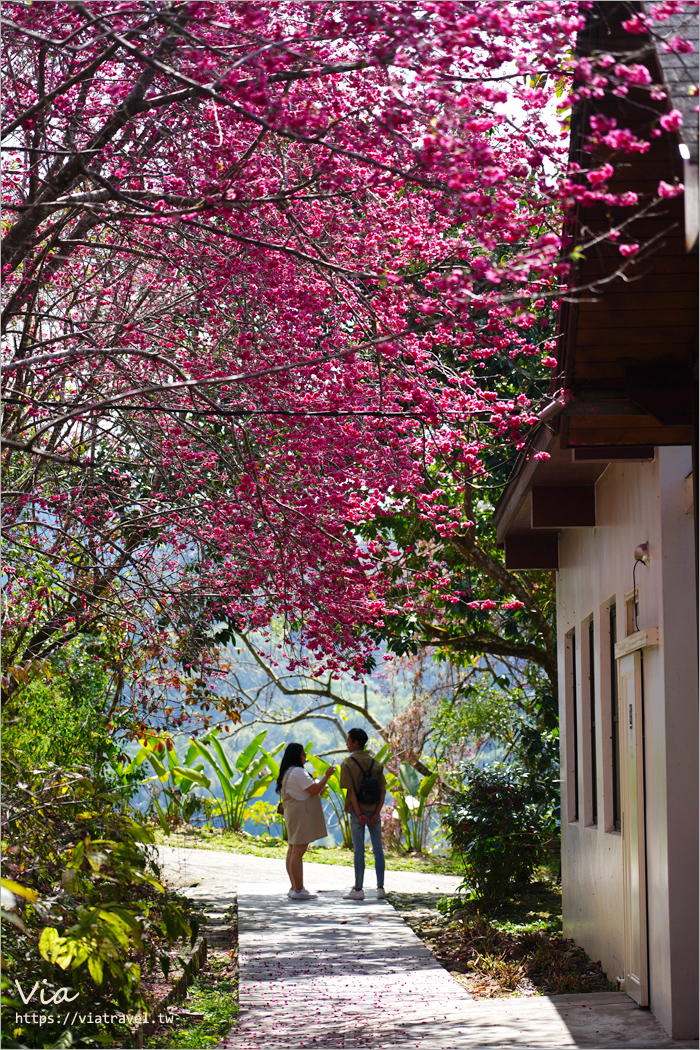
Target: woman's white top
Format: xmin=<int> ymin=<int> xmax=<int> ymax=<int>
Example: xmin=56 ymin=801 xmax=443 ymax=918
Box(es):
xmin=282 ymin=766 xmax=315 ymax=800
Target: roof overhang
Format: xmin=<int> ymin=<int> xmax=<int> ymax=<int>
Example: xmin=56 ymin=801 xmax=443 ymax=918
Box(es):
xmin=493 ymin=4 xmax=698 ymax=571
xmin=494 ymin=427 xmax=655 ymax=568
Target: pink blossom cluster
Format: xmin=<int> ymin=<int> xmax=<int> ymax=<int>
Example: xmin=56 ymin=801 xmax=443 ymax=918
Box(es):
xmin=1 ymin=0 xmax=697 ymax=713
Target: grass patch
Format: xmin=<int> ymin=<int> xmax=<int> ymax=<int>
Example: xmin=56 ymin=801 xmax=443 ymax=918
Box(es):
xmin=388 ymin=871 xmax=615 ymax=999
xmin=144 ymin=944 xmax=238 ymax=1048
xmin=156 ymin=827 xmax=458 ymax=874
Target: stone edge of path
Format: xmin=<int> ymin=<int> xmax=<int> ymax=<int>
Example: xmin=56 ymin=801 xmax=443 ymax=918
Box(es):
xmin=122 ymin=937 xmax=207 ymax=1049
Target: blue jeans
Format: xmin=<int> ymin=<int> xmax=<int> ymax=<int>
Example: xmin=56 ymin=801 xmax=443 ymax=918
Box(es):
xmin=350 ymin=813 xmax=385 ymax=889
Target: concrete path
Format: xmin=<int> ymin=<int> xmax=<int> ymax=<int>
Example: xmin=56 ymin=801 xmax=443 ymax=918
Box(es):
xmin=156 ymin=842 xmax=463 ymax=896
xmin=156 ymin=845 xmax=697 ymax=1050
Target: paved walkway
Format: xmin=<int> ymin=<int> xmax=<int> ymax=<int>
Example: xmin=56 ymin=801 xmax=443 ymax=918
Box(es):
xmin=156 ymin=842 xmax=463 ymax=897
xmin=157 ymin=845 xmax=697 ymax=1050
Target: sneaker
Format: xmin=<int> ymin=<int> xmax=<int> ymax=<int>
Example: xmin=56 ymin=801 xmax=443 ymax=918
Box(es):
xmin=289 ymin=888 xmax=316 ymax=900
xmin=376 ymin=887 xmax=387 ymax=899
xmin=343 ymin=888 xmax=365 ymax=900
xmin=287 ymin=888 xmax=295 ymax=898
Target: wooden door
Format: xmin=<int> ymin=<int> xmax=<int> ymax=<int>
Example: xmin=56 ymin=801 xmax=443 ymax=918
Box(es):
xmin=618 ymin=650 xmax=649 ymax=1006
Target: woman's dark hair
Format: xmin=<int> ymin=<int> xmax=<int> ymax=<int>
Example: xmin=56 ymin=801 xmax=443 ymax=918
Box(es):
xmin=347 ymin=727 xmax=368 ymax=748
xmin=275 ymin=742 xmax=305 ymax=793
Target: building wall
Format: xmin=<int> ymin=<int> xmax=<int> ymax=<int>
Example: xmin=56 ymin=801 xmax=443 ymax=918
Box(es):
xmin=657 ymin=447 xmax=699 ymax=1039
xmin=556 ymin=446 xmax=697 ymax=1040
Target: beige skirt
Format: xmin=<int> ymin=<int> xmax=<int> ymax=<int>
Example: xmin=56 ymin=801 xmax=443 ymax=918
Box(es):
xmin=282 ymin=789 xmax=327 ymax=845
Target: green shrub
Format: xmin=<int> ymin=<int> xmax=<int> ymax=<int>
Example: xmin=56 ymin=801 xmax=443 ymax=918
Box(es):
xmin=1 ymin=644 xmax=197 ymax=1049
xmin=445 ymin=762 xmax=556 ymax=906
xmin=1 ymin=765 xmax=196 ymax=1048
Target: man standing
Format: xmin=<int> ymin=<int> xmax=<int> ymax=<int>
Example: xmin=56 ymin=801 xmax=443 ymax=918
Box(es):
xmin=339 ymin=727 xmax=386 ymax=900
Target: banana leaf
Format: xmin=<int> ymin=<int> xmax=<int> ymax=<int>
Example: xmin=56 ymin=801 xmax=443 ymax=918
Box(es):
xmin=398 ymin=762 xmax=421 ymax=797
xmin=245 ymin=772 xmax=275 ymax=800
xmin=235 ymin=730 xmax=268 ymax=773
xmin=183 ymin=740 xmax=200 ymax=767
xmin=171 ymin=765 xmax=210 ymax=789
xmin=151 ymin=797 xmax=170 ymax=833
xmin=307 ymin=754 xmax=351 ymax=846
xmin=146 ymin=752 xmax=167 ymax=779
xmin=207 ymin=732 xmax=235 ymax=780
xmin=375 ymin=743 xmax=392 ymax=765
xmin=188 ymin=739 xmax=235 ymax=806
xmin=260 ymin=744 xmax=285 ymax=777
xmin=172 ymin=761 xmax=208 ymax=794
xmin=246 ymin=751 xmax=274 ymax=780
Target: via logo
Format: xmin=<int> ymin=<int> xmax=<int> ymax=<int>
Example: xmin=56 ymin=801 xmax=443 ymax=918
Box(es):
xmin=14 ymin=981 xmax=79 ymax=1006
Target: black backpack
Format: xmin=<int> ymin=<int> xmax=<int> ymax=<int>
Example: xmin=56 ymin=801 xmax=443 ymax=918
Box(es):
xmin=351 ymin=756 xmax=381 ymax=806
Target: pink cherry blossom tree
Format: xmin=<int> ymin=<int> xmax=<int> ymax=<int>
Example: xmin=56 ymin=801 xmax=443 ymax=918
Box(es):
xmin=2 ymin=1 xmax=696 ymax=727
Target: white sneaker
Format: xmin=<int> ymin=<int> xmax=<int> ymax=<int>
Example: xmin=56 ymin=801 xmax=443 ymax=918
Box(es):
xmin=376 ymin=887 xmax=387 ymax=899
xmin=343 ymin=888 xmax=365 ymax=900
xmin=289 ymin=888 xmax=316 ymax=900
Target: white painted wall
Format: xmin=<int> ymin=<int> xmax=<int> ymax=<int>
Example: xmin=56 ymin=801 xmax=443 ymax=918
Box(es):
xmin=556 ymin=446 xmax=697 ymax=1041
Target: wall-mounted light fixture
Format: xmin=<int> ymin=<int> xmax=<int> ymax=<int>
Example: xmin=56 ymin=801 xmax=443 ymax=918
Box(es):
xmin=634 ymin=542 xmax=650 ymax=566
xmin=632 ymin=542 xmax=650 ymax=630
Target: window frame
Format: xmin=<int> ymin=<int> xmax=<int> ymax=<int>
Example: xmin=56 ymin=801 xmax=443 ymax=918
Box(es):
xmin=565 ymin=627 xmax=580 ymax=824
xmin=581 ymin=615 xmax=598 ymax=828
xmin=599 ymin=598 xmax=622 ymax=834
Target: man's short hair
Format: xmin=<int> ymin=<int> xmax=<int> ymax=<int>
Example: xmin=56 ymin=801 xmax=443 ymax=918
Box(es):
xmin=347 ymin=727 xmax=368 ymax=748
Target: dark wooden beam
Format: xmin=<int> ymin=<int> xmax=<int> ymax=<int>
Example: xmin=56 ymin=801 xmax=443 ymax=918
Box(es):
xmin=532 ymin=486 xmax=596 ymax=528
xmin=572 ymin=446 xmax=654 ymax=461
xmin=562 ymin=398 xmax=651 ymax=417
xmin=505 ymin=534 xmax=559 ymax=570
xmin=626 ymin=365 xmax=695 ymax=426
xmin=565 ymin=424 xmax=694 ymax=447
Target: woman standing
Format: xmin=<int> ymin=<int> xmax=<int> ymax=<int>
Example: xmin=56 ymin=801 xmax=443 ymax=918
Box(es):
xmin=276 ymin=743 xmax=335 ymax=899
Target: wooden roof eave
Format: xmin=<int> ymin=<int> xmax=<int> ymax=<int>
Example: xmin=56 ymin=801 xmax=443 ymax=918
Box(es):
xmin=493 ymin=425 xmax=558 ymax=544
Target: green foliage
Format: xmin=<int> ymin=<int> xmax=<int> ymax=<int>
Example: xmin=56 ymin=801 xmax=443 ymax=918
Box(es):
xmin=385 ymin=763 xmax=439 ymax=853
xmin=190 ymin=729 xmax=283 ymax=832
xmin=1 ymin=649 xmax=200 ymax=1049
xmin=243 ymin=799 xmax=283 ymax=836
xmin=445 ymin=763 xmax=557 ymax=906
xmin=432 ymin=678 xmax=521 ymax=762
xmin=513 ymin=687 xmax=559 ymax=782
xmin=144 ymin=953 xmax=238 ymax=1048
xmin=112 ymin=734 xmax=213 ymax=828
xmin=431 ymin=669 xmax=560 ymax=830
xmin=306 ymin=751 xmax=350 ymax=848
xmin=109 ymin=737 xmax=160 ymax=818
xmin=1 ymin=764 xmax=195 ymax=1048
xmin=3 ymin=637 xmax=117 ymax=773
